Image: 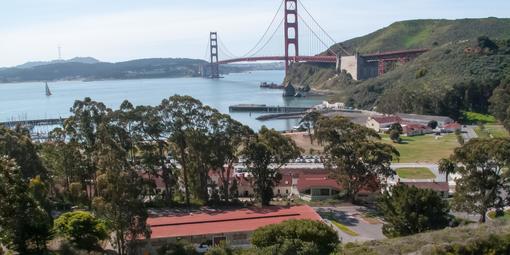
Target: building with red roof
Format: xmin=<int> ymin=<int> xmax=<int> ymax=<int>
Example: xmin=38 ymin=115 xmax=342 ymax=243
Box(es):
xmin=366 ymin=115 xmax=403 ymax=132
xmin=402 ymin=123 xmax=433 ymax=136
xmin=138 ymin=205 xmax=323 ymax=253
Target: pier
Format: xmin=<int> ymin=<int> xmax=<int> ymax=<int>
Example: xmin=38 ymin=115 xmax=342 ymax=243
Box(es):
xmin=229 ymin=104 xmax=311 ymax=113
xmin=0 ymin=118 xmax=66 ymax=128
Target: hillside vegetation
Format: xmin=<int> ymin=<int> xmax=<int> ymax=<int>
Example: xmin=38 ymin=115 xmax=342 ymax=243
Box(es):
xmin=286 ymin=18 xmax=510 ymax=121
xmin=341 ymin=220 xmax=510 ymax=255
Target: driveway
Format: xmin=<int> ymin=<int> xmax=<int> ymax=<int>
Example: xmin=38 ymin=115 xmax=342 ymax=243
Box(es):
xmin=315 ymin=206 xmax=385 ymax=243
xmin=462 ymin=125 xmax=478 ymax=142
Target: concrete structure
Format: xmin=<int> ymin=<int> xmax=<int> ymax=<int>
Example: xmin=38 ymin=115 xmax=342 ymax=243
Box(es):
xmin=340 ymin=54 xmax=378 ymax=80
xmin=137 ymin=205 xmax=322 ymax=254
xmin=397 ymin=113 xmax=454 ymax=127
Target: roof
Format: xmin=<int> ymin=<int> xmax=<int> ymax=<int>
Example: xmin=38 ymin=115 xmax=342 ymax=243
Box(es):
xmin=402 ymin=123 xmax=432 ymax=133
xmin=297 ymin=174 xmax=341 ymax=192
xmin=402 ymin=181 xmax=449 ymax=192
xmin=370 ymin=116 xmax=402 ymax=125
xmin=397 ymin=113 xmax=453 ymax=123
xmin=443 ymin=122 xmax=461 ymax=129
xmin=147 ymin=205 xmax=322 ymax=239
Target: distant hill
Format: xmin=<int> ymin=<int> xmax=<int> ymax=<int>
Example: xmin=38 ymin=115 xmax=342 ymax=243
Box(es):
xmin=15 ymin=57 xmax=101 ymax=69
xmin=0 ymin=58 xmax=280 ymax=83
xmin=286 ymin=18 xmax=510 ymax=120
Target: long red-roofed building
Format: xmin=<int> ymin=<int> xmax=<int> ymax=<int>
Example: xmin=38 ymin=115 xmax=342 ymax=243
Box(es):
xmin=138 ymin=205 xmax=323 ymax=253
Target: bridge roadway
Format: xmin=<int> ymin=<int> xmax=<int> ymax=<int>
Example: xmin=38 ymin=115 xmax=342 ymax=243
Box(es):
xmin=218 ymin=49 xmax=429 ymax=65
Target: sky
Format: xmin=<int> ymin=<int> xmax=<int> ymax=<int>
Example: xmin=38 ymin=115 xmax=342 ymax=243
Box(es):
xmin=1 ymin=0 xmax=509 ymax=67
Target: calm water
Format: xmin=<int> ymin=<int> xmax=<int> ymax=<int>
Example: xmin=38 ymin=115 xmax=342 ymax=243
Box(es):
xmin=0 ymin=70 xmax=323 ymax=131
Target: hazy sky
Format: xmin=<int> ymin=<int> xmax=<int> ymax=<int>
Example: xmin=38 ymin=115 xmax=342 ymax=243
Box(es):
xmin=1 ymin=0 xmax=509 ymax=67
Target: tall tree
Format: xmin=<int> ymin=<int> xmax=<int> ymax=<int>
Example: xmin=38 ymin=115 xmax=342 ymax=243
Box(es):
xmin=92 ymin=119 xmax=150 ymax=255
xmin=160 ymin=95 xmax=216 ymax=207
xmin=208 ymin=113 xmax=253 ymax=203
xmin=242 ymin=126 xmax=300 ymax=205
xmin=316 ymin=116 xmax=399 ymax=203
xmin=489 ymin=79 xmax=510 ymax=131
xmin=0 ymin=156 xmax=52 ymax=254
xmin=64 ymin=97 xmax=111 ymax=201
xmin=300 ymin=111 xmax=321 ymax=143
xmin=451 ymin=138 xmax=510 ymax=222
xmin=0 ymin=125 xmax=47 ymax=180
xmin=378 ymin=185 xmax=450 ymax=237
xmin=438 ymin=158 xmax=457 ymax=184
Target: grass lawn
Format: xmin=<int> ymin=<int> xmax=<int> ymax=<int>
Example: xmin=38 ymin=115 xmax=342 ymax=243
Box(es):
xmin=396 ymin=167 xmax=436 ymax=179
xmin=330 ymin=220 xmax=359 ymax=236
xmin=474 ymin=124 xmax=509 ymax=138
xmin=488 ymin=210 xmax=510 ymax=220
xmin=382 ymin=134 xmax=459 ymax=163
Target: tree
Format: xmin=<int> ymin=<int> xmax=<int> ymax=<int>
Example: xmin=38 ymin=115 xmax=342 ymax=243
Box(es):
xmin=427 ymin=120 xmax=438 ymax=129
xmin=0 ymin=156 xmax=52 ymax=254
xmin=378 ymin=185 xmax=450 ymax=237
xmin=242 ymin=126 xmax=301 ymax=205
xmin=451 ymin=138 xmax=510 ymax=222
xmin=160 ymin=95 xmax=217 ymax=207
xmin=389 ymin=123 xmax=403 ymax=134
xmin=53 ymin=211 xmax=108 ymax=252
xmin=389 ymin=130 xmax=400 ymax=143
xmin=208 ymin=112 xmax=253 ymax=203
xmin=316 ymin=116 xmax=399 ymax=203
xmin=251 ymin=219 xmax=339 ymax=255
xmin=438 ymin=158 xmax=457 ymax=184
xmin=300 ymin=111 xmax=321 ymax=143
xmin=0 ymin=125 xmax=47 ymax=180
xmin=205 ymin=242 xmax=235 ymax=255
xmin=157 ymin=240 xmax=197 ymax=255
xmin=489 ymin=80 xmax=510 ymax=131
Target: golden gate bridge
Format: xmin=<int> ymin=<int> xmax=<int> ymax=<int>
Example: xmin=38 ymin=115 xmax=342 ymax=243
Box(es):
xmin=206 ymin=0 xmax=428 ymax=79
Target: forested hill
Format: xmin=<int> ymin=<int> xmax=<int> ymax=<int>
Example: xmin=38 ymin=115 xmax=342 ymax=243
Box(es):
xmin=0 ymin=58 xmax=208 ymax=83
xmin=330 ymin=18 xmax=510 ymax=55
xmin=2 ymin=57 xmax=283 ymax=83
xmin=285 ymin=18 xmax=510 ymax=122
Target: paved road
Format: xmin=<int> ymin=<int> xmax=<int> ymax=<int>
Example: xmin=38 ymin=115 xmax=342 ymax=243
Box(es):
xmin=462 ymin=125 xmax=478 ymax=142
xmin=315 ymin=206 xmax=385 ymax=243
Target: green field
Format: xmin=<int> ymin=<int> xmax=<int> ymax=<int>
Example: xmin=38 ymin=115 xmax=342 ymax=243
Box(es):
xmin=396 ymin=167 xmax=436 ymax=179
xmin=474 ymin=124 xmax=509 ymax=138
xmin=488 ymin=210 xmax=510 ymax=220
xmin=382 ymin=134 xmax=459 ymax=163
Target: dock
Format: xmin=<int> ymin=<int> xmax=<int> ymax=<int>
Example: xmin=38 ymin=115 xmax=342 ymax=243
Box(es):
xmin=229 ymin=104 xmax=311 ymax=113
xmin=0 ymin=118 xmax=66 ymax=128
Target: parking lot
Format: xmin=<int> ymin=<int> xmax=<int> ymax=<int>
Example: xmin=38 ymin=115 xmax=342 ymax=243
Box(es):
xmin=315 ymin=206 xmax=386 ymax=243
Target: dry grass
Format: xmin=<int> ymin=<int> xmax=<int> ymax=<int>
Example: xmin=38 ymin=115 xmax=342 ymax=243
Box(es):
xmin=284 ymin=132 xmax=323 ymax=154
xmin=341 ymin=220 xmax=510 ymax=255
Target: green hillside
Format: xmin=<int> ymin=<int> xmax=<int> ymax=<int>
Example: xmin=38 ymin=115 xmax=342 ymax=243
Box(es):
xmin=330 ymin=18 xmax=510 ymax=54
xmin=286 ymin=18 xmax=510 ymax=121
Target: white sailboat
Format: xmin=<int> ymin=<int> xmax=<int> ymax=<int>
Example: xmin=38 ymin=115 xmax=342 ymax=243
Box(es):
xmin=45 ymin=82 xmax=52 ymax=96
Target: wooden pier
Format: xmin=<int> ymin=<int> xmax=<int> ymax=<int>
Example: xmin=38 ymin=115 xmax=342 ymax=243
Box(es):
xmin=229 ymin=104 xmax=311 ymax=113
xmin=0 ymin=118 xmax=66 ymax=128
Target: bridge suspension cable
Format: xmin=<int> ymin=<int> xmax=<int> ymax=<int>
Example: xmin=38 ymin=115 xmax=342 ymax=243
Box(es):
xmin=240 ymin=0 xmax=285 ymax=58
xmin=298 ymin=0 xmax=350 ymax=56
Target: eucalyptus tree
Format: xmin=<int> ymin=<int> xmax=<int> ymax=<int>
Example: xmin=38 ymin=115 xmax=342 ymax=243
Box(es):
xmin=159 ymin=95 xmax=217 ymax=207
xmin=64 ymin=97 xmax=111 ymax=200
xmin=299 ymin=111 xmax=321 ymax=143
xmin=92 ymin=114 xmax=149 ymax=255
xmin=0 ymin=156 xmax=52 ymax=254
xmin=242 ymin=126 xmax=301 ymax=205
xmin=0 ymin=125 xmax=47 ymax=180
xmin=208 ymin=112 xmax=253 ymax=202
xmin=315 ymin=116 xmax=399 ymax=203
xmin=452 ymin=138 xmax=510 ymax=222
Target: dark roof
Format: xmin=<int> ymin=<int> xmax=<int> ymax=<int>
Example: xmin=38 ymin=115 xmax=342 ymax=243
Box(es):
xmin=402 ymin=181 xmax=449 ymax=192
xmin=371 ymin=116 xmax=402 ymax=124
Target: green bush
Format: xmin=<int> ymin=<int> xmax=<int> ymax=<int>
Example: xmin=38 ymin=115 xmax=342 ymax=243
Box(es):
xmin=251 ymin=219 xmax=339 ymax=255
xmin=53 ymin=211 xmax=108 ymax=252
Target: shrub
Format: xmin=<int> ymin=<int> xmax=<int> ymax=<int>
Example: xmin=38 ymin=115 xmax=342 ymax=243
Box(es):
xmin=53 ymin=211 xmax=108 ymax=252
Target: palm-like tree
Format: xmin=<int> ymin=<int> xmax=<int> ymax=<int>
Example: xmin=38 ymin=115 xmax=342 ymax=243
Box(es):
xmin=438 ymin=158 xmax=457 ymax=184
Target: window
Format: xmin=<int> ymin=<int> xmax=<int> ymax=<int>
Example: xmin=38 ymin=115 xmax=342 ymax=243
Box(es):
xmin=320 ymin=189 xmax=330 ymax=196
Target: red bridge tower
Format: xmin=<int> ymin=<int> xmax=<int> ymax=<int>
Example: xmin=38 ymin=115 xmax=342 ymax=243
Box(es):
xmin=284 ymin=0 xmax=299 ymax=73
xmin=210 ymin=32 xmax=220 ymax=78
